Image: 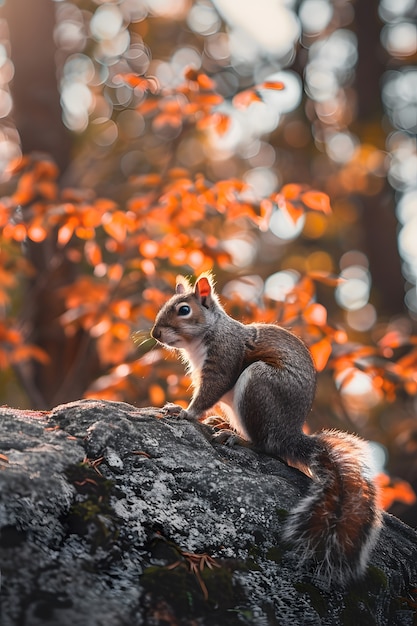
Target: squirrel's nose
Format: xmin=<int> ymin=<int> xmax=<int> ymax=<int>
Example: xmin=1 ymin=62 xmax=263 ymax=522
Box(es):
xmin=151 ymin=326 xmax=161 ymax=340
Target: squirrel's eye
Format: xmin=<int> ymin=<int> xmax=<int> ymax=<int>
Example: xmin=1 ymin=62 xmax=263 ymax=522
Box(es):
xmin=177 ymin=304 xmax=191 ymax=316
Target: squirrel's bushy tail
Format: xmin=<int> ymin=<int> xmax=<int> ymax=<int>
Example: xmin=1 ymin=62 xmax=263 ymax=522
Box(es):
xmin=281 ymin=430 xmax=383 ymax=586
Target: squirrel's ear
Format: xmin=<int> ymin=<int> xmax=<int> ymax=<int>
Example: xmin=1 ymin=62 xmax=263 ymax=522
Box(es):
xmin=194 ymin=274 xmax=214 ymax=307
xmin=175 ymin=275 xmax=191 ymax=294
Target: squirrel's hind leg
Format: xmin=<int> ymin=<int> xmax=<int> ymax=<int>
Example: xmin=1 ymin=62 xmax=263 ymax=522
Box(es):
xmin=211 ymin=429 xmax=251 ymax=447
xmin=234 ymin=361 xmax=306 ymax=459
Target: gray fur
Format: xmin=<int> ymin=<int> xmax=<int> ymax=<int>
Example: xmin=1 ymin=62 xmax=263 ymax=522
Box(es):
xmin=151 ymin=274 xmax=382 ymax=587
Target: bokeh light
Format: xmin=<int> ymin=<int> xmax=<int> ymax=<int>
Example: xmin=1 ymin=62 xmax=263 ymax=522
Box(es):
xmin=299 ymin=0 xmax=333 ymax=35
xmin=264 ymin=270 xmax=300 ymax=301
xmin=0 ymin=18 xmax=20 ymax=178
xmin=223 ymin=237 xmax=258 ymax=267
xmin=381 ymin=22 xmax=417 ymax=57
xmin=336 ymin=268 xmax=370 ymax=311
xmin=305 ymin=30 xmax=358 ymax=102
xmin=336 ymin=368 xmax=382 ymax=415
xmin=187 ymin=1 xmax=221 ymax=35
xmin=269 ymin=208 xmax=306 ymax=241
xmin=222 ymin=274 xmax=264 ymax=301
xmin=383 ymin=70 xmax=417 ymax=134
xmin=212 ymin=0 xmax=300 ymax=58
xmin=346 ymin=304 xmax=377 ymax=332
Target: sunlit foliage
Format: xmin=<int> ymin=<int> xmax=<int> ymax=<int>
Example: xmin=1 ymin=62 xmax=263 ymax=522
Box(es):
xmin=0 ymin=0 xmax=416 ymax=519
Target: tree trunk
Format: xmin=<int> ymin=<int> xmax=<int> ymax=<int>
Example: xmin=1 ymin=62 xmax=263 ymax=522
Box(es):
xmin=2 ymin=0 xmax=100 ymax=408
xmin=2 ymin=0 xmax=71 ymax=171
xmin=354 ymin=0 xmax=405 ymax=316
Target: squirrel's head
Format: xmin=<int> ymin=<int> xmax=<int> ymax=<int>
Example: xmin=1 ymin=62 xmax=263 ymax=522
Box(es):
xmin=151 ymin=273 xmax=221 ymax=349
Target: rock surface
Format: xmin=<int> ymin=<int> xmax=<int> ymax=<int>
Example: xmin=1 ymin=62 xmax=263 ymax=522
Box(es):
xmin=0 ymin=399 xmax=416 ymax=625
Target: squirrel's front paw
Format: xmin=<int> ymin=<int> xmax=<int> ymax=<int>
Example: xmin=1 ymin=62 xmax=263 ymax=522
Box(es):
xmin=162 ymin=403 xmax=188 ymax=420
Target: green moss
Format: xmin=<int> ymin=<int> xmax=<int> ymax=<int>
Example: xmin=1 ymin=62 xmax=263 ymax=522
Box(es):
xmin=65 ymin=462 xmax=118 ymax=552
xmin=275 ymin=508 xmax=289 ymax=521
xmin=295 ymin=582 xmax=328 ymax=618
xmin=141 ymin=535 xmax=257 ymax=625
xmin=201 ymin=564 xmax=235 ymax=606
xmin=365 ymin=565 xmax=388 ymax=591
xmin=339 ymin=565 xmax=390 ymax=625
xmin=243 ymin=558 xmax=262 ymax=571
xmin=142 ymin=560 xmax=244 ymax=625
xmin=340 ymin=596 xmax=377 ymax=626
xmin=247 ymin=543 xmax=261 ymax=560
xmin=266 ymin=546 xmax=285 ymax=563
xmin=142 ymin=564 xmax=197 ymax=614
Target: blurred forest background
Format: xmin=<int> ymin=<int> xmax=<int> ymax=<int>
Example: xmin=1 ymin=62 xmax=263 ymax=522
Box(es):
xmin=0 ymin=0 xmax=416 ymax=525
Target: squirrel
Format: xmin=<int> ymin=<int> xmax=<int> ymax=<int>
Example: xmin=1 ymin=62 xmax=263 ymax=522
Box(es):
xmin=151 ymin=272 xmax=383 ymax=587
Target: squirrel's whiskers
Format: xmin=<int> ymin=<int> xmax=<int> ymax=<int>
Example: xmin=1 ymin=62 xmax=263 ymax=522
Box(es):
xmin=132 ymin=330 xmax=154 ymax=348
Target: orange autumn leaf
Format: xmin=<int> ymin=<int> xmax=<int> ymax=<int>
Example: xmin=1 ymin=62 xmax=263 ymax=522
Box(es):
xmin=280 ymin=183 xmax=305 ymax=201
xmin=10 ymin=344 xmax=50 ymax=365
xmin=37 ymin=180 xmax=58 ymax=200
xmin=310 ymin=338 xmax=332 ymax=371
xmin=168 ymin=167 xmax=190 ymax=179
xmin=282 ymin=200 xmax=304 ymax=223
xmin=378 ymin=330 xmax=407 ymax=349
xmin=137 ymin=99 xmax=160 ymax=116
xmin=81 ymin=206 xmax=103 ymax=229
xmin=75 ymin=226 xmax=95 ymax=240
xmin=27 ymin=220 xmax=47 ymax=243
xmin=57 ymin=218 xmax=77 ymax=246
xmin=153 ymin=112 xmax=182 ymax=130
xmin=404 ymin=379 xmax=417 ymax=395
xmin=0 ymin=268 xmax=16 ymax=289
xmin=123 ymin=74 xmax=149 ymax=89
xmin=94 ymin=198 xmax=118 ymax=212
xmin=6 ymin=155 xmax=30 ymax=175
xmin=398 ymin=348 xmax=417 ymax=365
xmin=0 ymin=325 xmax=21 ymax=344
xmin=112 ymin=300 xmax=132 ymax=320
xmin=141 ymin=259 xmax=156 ymax=275
xmin=139 ymin=239 xmax=159 ymax=258
xmin=34 ymin=159 xmax=59 ymax=180
xmin=303 ymin=303 xmax=327 ymax=326
xmin=256 ymin=198 xmax=274 ymax=231
xmin=301 ymin=190 xmax=332 ymax=214
xmin=135 ymin=173 xmax=163 ymax=187
xmin=233 ymin=89 xmax=263 ymax=108
xmin=261 ymin=80 xmax=285 ymax=91
xmin=111 ymin=321 xmax=131 ymax=341
xmin=333 ymin=329 xmax=348 ymax=344
xmin=120 ymin=73 xmax=159 ymax=94
xmin=84 ymin=241 xmax=102 ymax=267
xmin=12 ymin=171 xmax=36 ymax=204
xmin=197 ymin=112 xmax=231 ymax=135
xmin=184 ymin=68 xmax=216 ymax=90
xmin=197 ymin=73 xmax=216 ymax=90
xmin=375 ymin=473 xmax=417 ymax=510
xmin=107 ymin=263 xmax=124 ymax=282
xmin=184 ymin=66 xmax=200 ymax=82
xmin=6 ymin=223 xmax=27 ymax=242
xmin=308 ymin=271 xmax=344 ymax=286
xmin=215 ymin=113 xmax=231 ymax=135
xmin=186 ymin=249 xmax=206 ymax=271
xmin=191 ymin=92 xmax=223 ymax=108
xmin=102 ymin=211 xmax=131 ymax=243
